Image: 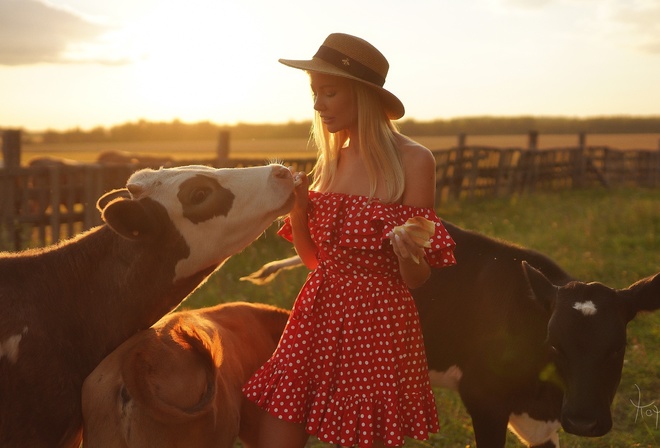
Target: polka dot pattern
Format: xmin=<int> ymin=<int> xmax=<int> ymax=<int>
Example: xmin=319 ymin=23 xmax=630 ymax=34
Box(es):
xmin=243 ymin=192 xmax=456 ymax=447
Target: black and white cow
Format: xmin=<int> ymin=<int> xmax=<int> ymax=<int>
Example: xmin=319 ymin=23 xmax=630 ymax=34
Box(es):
xmin=0 ymin=164 xmax=295 ymax=448
xmin=243 ymin=220 xmax=660 ymax=447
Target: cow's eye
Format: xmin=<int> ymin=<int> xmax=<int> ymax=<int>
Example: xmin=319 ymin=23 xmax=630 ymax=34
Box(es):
xmin=189 ymin=187 xmax=210 ymax=205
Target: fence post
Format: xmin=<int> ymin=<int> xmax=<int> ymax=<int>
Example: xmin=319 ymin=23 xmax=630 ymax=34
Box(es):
xmin=49 ymin=165 xmax=62 ymax=243
xmin=83 ymin=164 xmax=103 ymax=230
xmin=527 ymin=130 xmax=538 ymax=150
xmin=521 ymin=131 xmax=539 ymax=192
xmin=457 ymin=133 xmax=466 ymax=149
xmin=573 ymin=132 xmax=586 ymax=188
xmin=1 ymin=130 xmax=22 ymax=250
xmin=217 ymin=131 xmax=230 ymax=166
xmin=451 ymin=133 xmax=467 ymax=200
xmin=2 ymin=129 xmax=22 ymax=168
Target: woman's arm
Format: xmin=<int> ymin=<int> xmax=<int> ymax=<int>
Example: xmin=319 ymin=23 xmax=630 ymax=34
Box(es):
xmin=400 ymin=139 xmax=436 ymax=209
xmin=391 ymin=232 xmax=431 ymax=289
xmin=391 ymin=140 xmax=437 ymax=288
xmin=288 ymin=172 xmax=319 ymax=270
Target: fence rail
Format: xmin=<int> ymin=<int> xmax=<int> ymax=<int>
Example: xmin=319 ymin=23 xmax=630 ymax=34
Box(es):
xmin=2 ymin=133 xmax=660 ymax=251
xmin=432 ymin=145 xmax=660 ymax=204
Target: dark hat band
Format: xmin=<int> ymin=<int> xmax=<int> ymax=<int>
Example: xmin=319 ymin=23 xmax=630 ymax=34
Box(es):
xmin=314 ymin=45 xmax=386 ymax=87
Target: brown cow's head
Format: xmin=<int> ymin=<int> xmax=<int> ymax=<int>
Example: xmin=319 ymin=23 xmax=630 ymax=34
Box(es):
xmin=523 ymin=261 xmax=660 ymax=437
xmin=82 ymin=303 xmax=290 ymax=448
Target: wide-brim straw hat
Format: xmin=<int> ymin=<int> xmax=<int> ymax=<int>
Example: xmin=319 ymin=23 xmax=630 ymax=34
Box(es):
xmin=279 ymin=33 xmax=405 ymax=120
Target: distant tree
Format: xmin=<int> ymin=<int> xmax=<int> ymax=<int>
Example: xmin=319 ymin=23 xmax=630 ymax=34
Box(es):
xmin=24 ymin=116 xmax=660 ymax=144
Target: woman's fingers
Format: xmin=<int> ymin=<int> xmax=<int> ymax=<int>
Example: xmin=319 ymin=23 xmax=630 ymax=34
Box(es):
xmin=390 ymin=230 xmax=425 ymax=264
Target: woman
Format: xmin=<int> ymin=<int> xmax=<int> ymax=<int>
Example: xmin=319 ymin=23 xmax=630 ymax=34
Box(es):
xmin=243 ymin=33 xmax=456 ymax=448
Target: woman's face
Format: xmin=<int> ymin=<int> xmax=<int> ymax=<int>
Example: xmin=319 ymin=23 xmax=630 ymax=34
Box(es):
xmin=309 ymin=72 xmax=357 ymax=134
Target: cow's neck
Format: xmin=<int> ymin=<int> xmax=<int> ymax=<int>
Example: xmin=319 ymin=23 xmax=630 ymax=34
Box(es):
xmin=40 ymin=225 xmax=218 ymax=369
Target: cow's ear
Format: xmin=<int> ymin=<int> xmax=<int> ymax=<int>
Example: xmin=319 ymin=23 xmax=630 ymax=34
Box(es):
xmin=122 ymin=319 xmax=217 ymax=419
xmin=96 ymin=188 xmax=131 ymax=212
xmin=618 ymin=272 xmax=660 ymax=321
xmin=101 ymin=198 xmax=158 ymax=241
xmin=523 ymin=261 xmax=558 ymax=313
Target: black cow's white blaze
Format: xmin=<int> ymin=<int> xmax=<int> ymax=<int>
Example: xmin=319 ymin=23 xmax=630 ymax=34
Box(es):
xmin=572 ymin=300 xmax=598 ymax=316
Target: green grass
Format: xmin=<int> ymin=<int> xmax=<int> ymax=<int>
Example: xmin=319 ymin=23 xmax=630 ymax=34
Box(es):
xmin=433 ymin=188 xmax=660 ymax=447
xmin=184 ymin=187 xmax=660 ymax=447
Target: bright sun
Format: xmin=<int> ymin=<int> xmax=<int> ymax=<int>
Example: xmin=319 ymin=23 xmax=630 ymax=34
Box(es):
xmin=120 ymin=1 xmax=263 ymax=122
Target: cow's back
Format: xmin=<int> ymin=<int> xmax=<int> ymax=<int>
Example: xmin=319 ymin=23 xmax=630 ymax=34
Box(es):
xmin=414 ymin=221 xmax=573 ymax=381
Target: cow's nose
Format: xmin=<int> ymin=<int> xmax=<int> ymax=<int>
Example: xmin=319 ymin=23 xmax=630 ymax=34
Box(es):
xmin=563 ymin=416 xmax=601 ymax=436
xmin=271 ymin=164 xmax=293 ymax=180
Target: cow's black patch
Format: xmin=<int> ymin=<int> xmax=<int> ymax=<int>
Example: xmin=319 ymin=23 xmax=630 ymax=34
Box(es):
xmin=178 ymin=175 xmax=235 ymax=224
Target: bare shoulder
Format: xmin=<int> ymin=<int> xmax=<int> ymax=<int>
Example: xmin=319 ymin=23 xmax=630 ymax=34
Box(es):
xmin=396 ymin=134 xmax=435 ymax=169
xmin=395 ymin=134 xmax=436 ymax=208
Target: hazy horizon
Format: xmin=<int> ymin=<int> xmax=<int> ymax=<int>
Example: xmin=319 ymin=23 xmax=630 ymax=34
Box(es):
xmin=1 ymin=0 xmax=659 ymax=132
xmin=8 ymin=114 xmax=659 ymax=136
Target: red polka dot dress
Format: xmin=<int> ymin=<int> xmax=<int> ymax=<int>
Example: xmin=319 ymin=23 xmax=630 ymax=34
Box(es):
xmin=243 ymin=191 xmax=456 ymax=447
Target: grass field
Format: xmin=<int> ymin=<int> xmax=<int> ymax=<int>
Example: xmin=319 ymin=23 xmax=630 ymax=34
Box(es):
xmin=182 ymin=187 xmax=660 ymax=447
xmin=12 ymin=137 xmax=660 ymax=446
xmin=19 ymin=133 xmax=660 ymax=165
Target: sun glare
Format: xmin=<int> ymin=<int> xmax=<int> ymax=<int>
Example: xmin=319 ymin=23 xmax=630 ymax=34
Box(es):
xmin=119 ymin=1 xmax=263 ymax=121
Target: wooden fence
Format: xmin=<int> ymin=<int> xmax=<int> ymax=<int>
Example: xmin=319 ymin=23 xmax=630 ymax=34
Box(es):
xmin=433 ymin=145 xmax=660 ymax=203
xmin=2 ymin=130 xmax=660 ymax=251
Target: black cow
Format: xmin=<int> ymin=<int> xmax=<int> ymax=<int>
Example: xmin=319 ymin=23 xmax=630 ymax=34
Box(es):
xmin=243 ymin=220 xmax=660 ymax=447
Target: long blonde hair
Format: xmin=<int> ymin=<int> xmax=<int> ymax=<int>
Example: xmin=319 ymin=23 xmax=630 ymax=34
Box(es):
xmin=309 ymin=80 xmax=404 ymax=203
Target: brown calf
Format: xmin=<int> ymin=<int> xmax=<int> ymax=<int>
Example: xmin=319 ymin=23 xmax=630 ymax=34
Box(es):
xmin=82 ymin=302 xmax=290 ymax=448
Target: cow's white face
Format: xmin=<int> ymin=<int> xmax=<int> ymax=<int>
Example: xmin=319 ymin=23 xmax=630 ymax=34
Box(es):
xmin=125 ymin=164 xmax=294 ymax=280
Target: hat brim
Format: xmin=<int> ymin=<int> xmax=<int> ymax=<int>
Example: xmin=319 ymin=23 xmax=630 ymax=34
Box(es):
xmin=279 ymin=57 xmax=405 ymax=120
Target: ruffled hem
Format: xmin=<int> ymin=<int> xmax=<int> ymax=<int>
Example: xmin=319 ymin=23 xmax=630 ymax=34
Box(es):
xmin=277 ymin=191 xmax=456 ymax=269
xmin=243 ymin=360 xmax=439 ymax=448
xmin=310 ymin=389 xmax=440 ymax=448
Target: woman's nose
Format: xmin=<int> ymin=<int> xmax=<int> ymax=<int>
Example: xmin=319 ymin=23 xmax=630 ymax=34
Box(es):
xmin=313 ymin=96 xmax=324 ymax=111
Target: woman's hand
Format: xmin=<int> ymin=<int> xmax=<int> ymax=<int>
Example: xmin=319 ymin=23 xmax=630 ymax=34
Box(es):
xmin=388 ymin=217 xmax=435 ymax=264
xmin=289 ymin=167 xmax=309 ymax=215
xmin=287 ymin=167 xmax=318 ymax=270
xmin=389 ymin=228 xmax=427 ymax=265
xmin=388 ymin=217 xmax=435 ymax=289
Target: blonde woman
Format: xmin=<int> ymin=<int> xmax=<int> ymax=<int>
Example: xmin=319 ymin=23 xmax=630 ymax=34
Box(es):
xmin=243 ymin=33 xmax=456 ymax=448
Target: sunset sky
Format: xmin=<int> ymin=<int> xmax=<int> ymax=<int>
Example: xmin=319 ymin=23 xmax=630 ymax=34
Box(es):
xmin=1 ymin=0 xmax=659 ymax=132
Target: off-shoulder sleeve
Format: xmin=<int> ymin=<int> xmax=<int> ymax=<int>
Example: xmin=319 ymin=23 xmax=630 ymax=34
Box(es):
xmin=424 ymin=217 xmax=457 ymax=268
xmin=278 ymin=194 xmax=456 ymax=269
xmin=390 ymin=208 xmax=456 ymax=269
xmin=338 ymin=202 xmax=456 ymax=269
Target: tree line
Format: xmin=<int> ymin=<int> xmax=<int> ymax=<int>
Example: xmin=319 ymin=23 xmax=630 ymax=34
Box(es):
xmin=12 ymin=116 xmax=660 ymax=145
